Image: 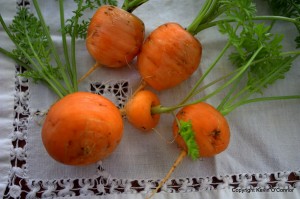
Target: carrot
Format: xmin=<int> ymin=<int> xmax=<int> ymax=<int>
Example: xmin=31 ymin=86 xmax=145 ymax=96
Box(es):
xmin=147 ymin=102 xmax=230 ymax=198
xmin=80 ymin=5 xmax=145 ymax=81
xmin=136 ymin=22 xmax=202 ymax=90
xmin=41 ymin=92 xmax=124 ymax=166
xmin=124 ymin=90 xmax=160 ymax=132
xmin=173 ymin=102 xmax=230 ymax=157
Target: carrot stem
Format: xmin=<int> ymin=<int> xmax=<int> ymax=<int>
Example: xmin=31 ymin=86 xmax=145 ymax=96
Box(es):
xmin=188 ymin=46 xmax=264 ymax=105
xmin=152 ymin=45 xmax=264 ymax=115
xmin=186 ymin=0 xmax=214 ymax=35
xmin=59 ymin=0 xmax=72 ymax=88
xmin=179 ymin=41 xmax=231 ymax=105
xmin=146 ymin=150 xmax=187 ymax=199
xmin=194 ymin=15 xmax=300 ymax=33
xmin=0 ymin=47 xmax=30 ymax=69
xmin=32 ymin=0 xmax=74 ymax=94
xmin=220 ymin=95 xmax=300 ymax=116
xmin=121 ymin=0 xmax=149 ymax=13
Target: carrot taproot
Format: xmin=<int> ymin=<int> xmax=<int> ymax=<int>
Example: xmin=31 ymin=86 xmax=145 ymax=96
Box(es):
xmin=124 ymin=90 xmax=161 ymax=132
xmin=41 ymin=92 xmax=124 ymax=166
xmin=79 ymin=5 xmax=145 ymax=81
xmin=137 ymin=22 xmax=202 ymax=91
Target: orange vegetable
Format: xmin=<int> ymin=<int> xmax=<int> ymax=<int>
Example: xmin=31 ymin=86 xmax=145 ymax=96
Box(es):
xmin=173 ymin=102 xmax=230 ymax=157
xmin=148 ymin=102 xmax=230 ymax=198
xmin=125 ymin=90 xmax=160 ymax=132
xmin=137 ymin=22 xmax=202 ymax=90
xmin=41 ymin=92 xmax=123 ymax=166
xmin=80 ymin=5 xmax=145 ymax=81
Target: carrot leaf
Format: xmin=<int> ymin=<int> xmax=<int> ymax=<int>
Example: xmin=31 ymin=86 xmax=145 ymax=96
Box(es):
xmin=65 ymin=0 xmax=118 ymax=39
xmin=178 ymin=120 xmax=199 ymax=160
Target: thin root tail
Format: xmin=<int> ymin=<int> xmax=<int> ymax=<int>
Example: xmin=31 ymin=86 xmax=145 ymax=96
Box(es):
xmin=132 ymin=79 xmax=147 ymax=97
xmin=78 ymin=62 xmax=101 ymax=82
xmin=146 ymin=150 xmax=187 ymax=199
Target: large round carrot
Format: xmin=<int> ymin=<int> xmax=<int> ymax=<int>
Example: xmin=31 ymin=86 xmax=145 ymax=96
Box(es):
xmin=125 ymin=90 xmax=160 ymax=132
xmin=173 ymin=102 xmax=230 ymax=157
xmin=41 ymin=92 xmax=123 ymax=166
xmin=81 ymin=5 xmax=145 ymax=81
xmin=137 ymin=22 xmax=202 ymax=91
xmin=86 ymin=5 xmax=145 ymax=67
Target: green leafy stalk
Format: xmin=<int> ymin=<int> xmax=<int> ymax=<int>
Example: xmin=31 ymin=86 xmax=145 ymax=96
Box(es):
xmin=177 ymin=120 xmax=199 ymax=160
xmin=121 ymin=0 xmax=149 ymax=13
xmin=194 ymin=15 xmax=300 ymax=34
xmin=179 ymin=41 xmax=231 ymax=105
xmin=59 ymin=0 xmax=73 ymax=90
xmin=0 ymin=47 xmax=30 ymax=69
xmin=265 ymin=0 xmax=300 ymax=47
xmin=0 ymin=9 xmax=67 ymax=98
xmin=0 ymin=1 xmax=108 ymax=98
xmin=32 ymin=0 xmax=74 ymax=94
xmin=151 ymin=0 xmax=300 ymax=116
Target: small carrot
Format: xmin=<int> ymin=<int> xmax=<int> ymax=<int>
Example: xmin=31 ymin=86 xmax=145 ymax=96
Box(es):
xmin=173 ymin=102 xmax=230 ymax=158
xmin=41 ymin=92 xmax=124 ymax=166
xmin=125 ymin=90 xmax=160 ymax=132
xmin=80 ymin=5 xmax=145 ymax=81
xmin=137 ymin=22 xmax=202 ymax=90
xmin=147 ymin=102 xmax=230 ymax=198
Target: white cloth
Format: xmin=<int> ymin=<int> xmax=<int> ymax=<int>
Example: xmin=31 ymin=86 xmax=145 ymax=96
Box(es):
xmin=0 ymin=0 xmax=299 ymax=198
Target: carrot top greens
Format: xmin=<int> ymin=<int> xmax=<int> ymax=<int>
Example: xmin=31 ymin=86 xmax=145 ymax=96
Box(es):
xmin=151 ymin=0 xmax=300 ymax=161
xmin=0 ymin=0 xmax=117 ymax=98
xmin=151 ymin=0 xmax=300 ymax=117
xmin=266 ymin=0 xmax=300 ymax=48
xmin=122 ymin=0 xmax=149 ymax=13
xmin=186 ymin=0 xmax=300 ymax=37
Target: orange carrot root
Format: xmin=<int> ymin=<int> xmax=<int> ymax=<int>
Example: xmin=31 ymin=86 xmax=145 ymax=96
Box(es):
xmin=41 ymin=92 xmax=124 ymax=166
xmin=86 ymin=5 xmax=145 ymax=68
xmin=173 ymin=102 xmax=230 ymax=157
xmin=137 ymin=22 xmax=202 ymax=91
xmin=147 ymin=150 xmax=187 ymax=199
xmin=120 ymin=80 xmax=147 ymax=116
xmin=78 ymin=62 xmax=101 ymax=82
xmin=125 ymin=90 xmax=160 ymax=132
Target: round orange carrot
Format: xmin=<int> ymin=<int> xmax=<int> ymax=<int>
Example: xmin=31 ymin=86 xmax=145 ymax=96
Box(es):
xmin=41 ymin=92 xmax=123 ymax=166
xmin=86 ymin=5 xmax=145 ymax=68
xmin=125 ymin=90 xmax=160 ymax=132
xmin=137 ymin=22 xmax=202 ymax=91
xmin=173 ymin=102 xmax=230 ymax=157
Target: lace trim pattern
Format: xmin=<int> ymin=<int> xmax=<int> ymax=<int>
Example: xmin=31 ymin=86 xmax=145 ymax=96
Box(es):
xmin=3 ymin=0 xmax=300 ymax=198
xmin=90 ymin=81 xmax=129 ymax=109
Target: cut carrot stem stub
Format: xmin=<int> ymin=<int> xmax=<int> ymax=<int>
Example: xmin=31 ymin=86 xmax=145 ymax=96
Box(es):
xmin=173 ymin=102 xmax=230 ymax=157
xmin=125 ymin=90 xmax=161 ymax=132
xmin=41 ymin=92 xmax=124 ymax=166
xmin=84 ymin=5 xmax=145 ymax=75
xmin=137 ymin=22 xmax=202 ymax=91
